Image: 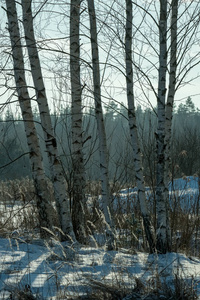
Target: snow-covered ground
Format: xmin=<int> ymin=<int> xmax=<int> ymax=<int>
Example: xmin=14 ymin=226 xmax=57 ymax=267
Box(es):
xmin=0 ymin=237 xmax=200 ymax=299
xmin=0 ymin=175 xmax=200 ymax=299
xmin=113 ymin=175 xmax=200 ymax=212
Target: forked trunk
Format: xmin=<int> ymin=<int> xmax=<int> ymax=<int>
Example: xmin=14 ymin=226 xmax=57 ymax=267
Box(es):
xmin=164 ymin=0 xmax=178 ymax=249
xmin=21 ymin=0 xmax=75 ymax=241
xmin=125 ymin=0 xmax=156 ymax=253
xmin=156 ymin=0 xmax=171 ymax=253
xmin=70 ymin=0 xmax=87 ymax=243
xmin=87 ymin=0 xmax=115 ymax=250
xmin=5 ymin=0 xmax=53 ymax=238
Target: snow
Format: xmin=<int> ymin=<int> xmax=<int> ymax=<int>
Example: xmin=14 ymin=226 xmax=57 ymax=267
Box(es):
xmin=0 ymin=237 xmax=200 ymax=299
xmin=112 ymin=175 xmax=200 ymax=212
xmin=0 ymin=175 xmax=200 ymax=299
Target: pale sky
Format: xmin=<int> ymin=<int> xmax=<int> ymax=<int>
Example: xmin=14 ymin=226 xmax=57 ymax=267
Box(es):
xmin=0 ymin=0 xmax=200 ymax=117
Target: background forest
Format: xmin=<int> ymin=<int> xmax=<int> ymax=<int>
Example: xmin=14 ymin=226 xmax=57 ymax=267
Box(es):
xmin=0 ymin=97 xmax=199 ymax=186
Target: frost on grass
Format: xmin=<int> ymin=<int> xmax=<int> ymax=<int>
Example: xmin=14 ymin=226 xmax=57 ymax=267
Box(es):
xmin=0 ymin=238 xmax=199 ymax=299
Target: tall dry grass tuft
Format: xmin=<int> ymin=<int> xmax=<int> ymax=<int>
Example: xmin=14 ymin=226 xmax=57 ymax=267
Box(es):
xmin=66 ymin=270 xmax=198 ymax=300
xmin=0 ymin=177 xmax=56 ymax=239
xmin=1 ymin=176 xmax=200 ymax=255
xmin=169 ymin=186 xmax=200 ymax=256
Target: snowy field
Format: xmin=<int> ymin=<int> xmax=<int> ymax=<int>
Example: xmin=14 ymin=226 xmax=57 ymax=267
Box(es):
xmin=0 ymin=238 xmax=200 ymax=299
xmin=0 ymin=176 xmax=200 ymax=299
xmin=113 ymin=176 xmax=200 ymax=212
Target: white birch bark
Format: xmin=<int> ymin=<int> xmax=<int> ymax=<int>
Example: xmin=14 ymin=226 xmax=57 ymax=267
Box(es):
xmin=125 ymin=0 xmax=156 ymax=253
xmin=165 ymin=0 xmax=178 ymax=181
xmin=70 ymin=0 xmax=87 ymax=243
xmin=164 ymin=0 xmax=178 ymax=246
xmin=87 ymin=0 xmax=115 ymax=250
xmin=156 ymin=0 xmax=171 ymax=253
xmin=5 ymin=0 xmax=52 ymax=238
xmin=21 ymin=0 xmax=75 ymax=242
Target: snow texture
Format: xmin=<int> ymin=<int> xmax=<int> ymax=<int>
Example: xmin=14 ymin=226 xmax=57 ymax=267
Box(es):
xmin=0 ymin=176 xmax=200 ymax=299
xmin=0 ymin=238 xmax=200 ymax=299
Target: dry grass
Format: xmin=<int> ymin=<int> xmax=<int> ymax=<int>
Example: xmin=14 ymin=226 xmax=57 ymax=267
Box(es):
xmin=0 ymin=177 xmax=55 ymax=238
xmin=1 ymin=177 xmax=200 ymax=255
xmin=65 ymin=271 xmax=198 ymax=300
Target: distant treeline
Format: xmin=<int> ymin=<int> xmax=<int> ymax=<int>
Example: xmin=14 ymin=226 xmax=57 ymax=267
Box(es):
xmin=0 ymin=97 xmax=199 ymax=189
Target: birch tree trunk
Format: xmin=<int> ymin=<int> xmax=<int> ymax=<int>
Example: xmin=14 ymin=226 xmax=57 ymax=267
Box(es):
xmin=70 ymin=0 xmax=87 ymax=243
xmin=125 ymin=0 xmax=156 ymax=253
xmin=5 ymin=0 xmax=52 ymax=238
xmin=164 ymin=0 xmax=178 ymax=247
xmin=165 ymin=1 xmax=178 ymax=165
xmin=156 ymin=0 xmax=171 ymax=253
xmin=164 ymin=0 xmax=178 ymax=178
xmin=87 ymin=0 xmax=115 ymax=250
xmin=21 ymin=0 xmax=76 ymax=242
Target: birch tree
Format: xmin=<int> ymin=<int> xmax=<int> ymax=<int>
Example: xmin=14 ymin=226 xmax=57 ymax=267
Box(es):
xmin=156 ymin=0 xmax=170 ymax=253
xmin=155 ymin=0 xmax=171 ymax=253
xmin=5 ymin=0 xmax=53 ymax=238
xmin=163 ymin=0 xmax=178 ymax=251
xmin=87 ymin=0 xmax=115 ymax=250
xmin=125 ymin=0 xmax=156 ymax=253
xmin=21 ymin=0 xmax=76 ymax=242
xmin=158 ymin=0 xmax=200 ymax=252
xmin=164 ymin=0 xmax=178 ymax=178
xmin=70 ymin=0 xmax=87 ymax=243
